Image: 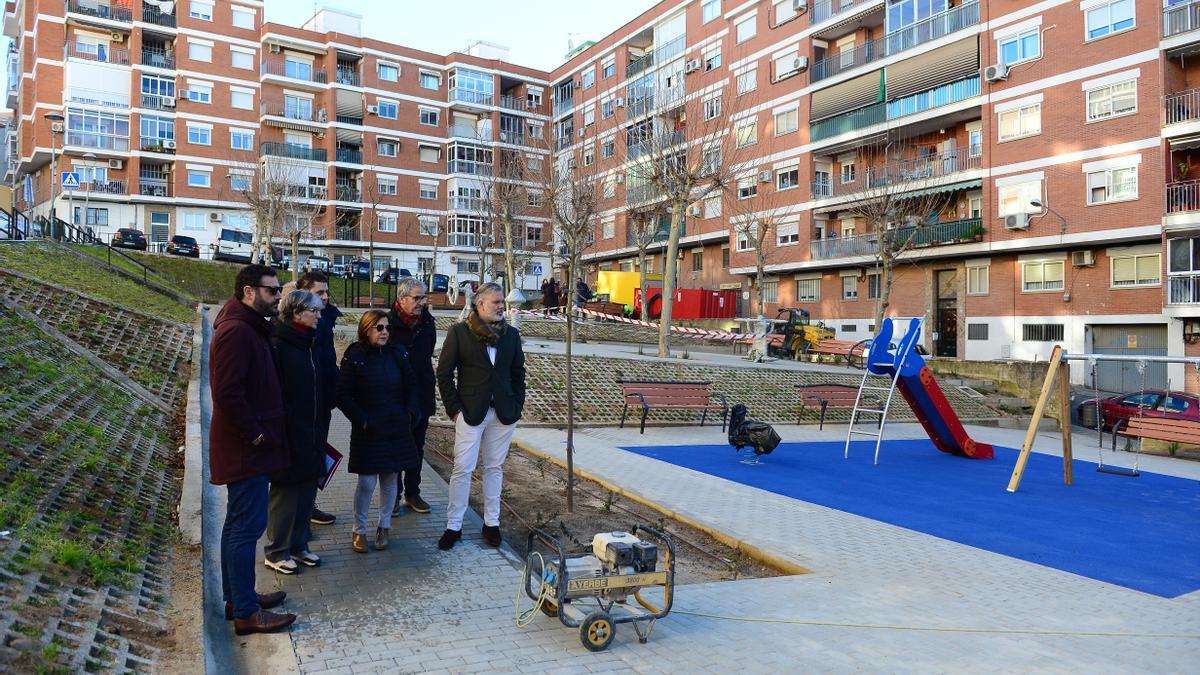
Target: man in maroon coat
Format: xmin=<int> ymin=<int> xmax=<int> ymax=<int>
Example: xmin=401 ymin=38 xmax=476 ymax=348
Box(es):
xmin=209 ymin=264 xmax=296 ymax=634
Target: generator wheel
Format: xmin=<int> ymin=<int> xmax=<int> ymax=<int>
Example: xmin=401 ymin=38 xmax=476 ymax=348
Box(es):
xmin=580 ymin=611 xmax=615 ymax=652
xmin=540 ymin=598 xmax=559 ymax=618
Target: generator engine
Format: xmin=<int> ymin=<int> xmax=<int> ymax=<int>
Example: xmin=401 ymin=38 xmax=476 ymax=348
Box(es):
xmin=542 ymin=531 xmax=659 ymax=603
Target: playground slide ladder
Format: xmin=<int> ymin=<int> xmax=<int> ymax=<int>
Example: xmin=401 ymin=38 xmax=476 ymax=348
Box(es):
xmin=843 ymin=324 xmax=907 ymax=464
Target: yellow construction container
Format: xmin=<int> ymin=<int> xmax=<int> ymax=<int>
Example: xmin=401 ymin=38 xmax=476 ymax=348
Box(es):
xmin=595 ymin=271 xmax=662 ymax=307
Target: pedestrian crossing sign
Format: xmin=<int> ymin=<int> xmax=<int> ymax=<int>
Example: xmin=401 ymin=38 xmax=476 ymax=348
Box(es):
xmin=61 ymin=172 xmax=80 ymax=189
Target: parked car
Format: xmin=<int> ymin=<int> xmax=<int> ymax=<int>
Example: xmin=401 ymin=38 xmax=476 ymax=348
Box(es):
xmin=349 ymin=261 xmax=371 ymax=280
xmin=303 ymin=255 xmax=331 ymax=272
xmin=212 ymin=226 xmax=254 ymax=263
xmin=165 ymin=234 xmax=200 ymax=258
xmin=1076 ymin=389 xmax=1200 ymax=431
xmin=376 ymin=267 xmax=413 ymax=284
xmin=329 ymin=263 xmax=348 ymax=278
xmin=111 ymin=228 xmax=147 ymax=251
xmin=268 ymin=246 xmax=286 ymax=269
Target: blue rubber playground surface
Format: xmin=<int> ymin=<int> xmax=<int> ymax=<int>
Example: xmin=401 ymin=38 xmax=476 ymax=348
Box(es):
xmin=620 ymin=439 xmax=1200 ymax=598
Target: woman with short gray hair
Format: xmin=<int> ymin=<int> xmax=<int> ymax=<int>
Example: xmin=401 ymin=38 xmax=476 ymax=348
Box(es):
xmin=263 ymin=289 xmax=329 ymax=574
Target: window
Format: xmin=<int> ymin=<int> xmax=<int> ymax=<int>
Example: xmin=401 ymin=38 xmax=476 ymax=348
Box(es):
xmin=377 ymin=100 xmax=398 ymax=119
xmin=840 ymin=161 xmax=856 ymax=184
xmin=774 ymin=107 xmax=798 ymax=135
xmin=187 ymin=84 xmax=212 ymax=103
xmin=231 ymin=6 xmax=255 ymax=29
xmin=967 ymin=265 xmax=989 ymax=295
xmin=584 ymin=145 xmax=595 ymax=166
xmin=704 ymin=45 xmax=722 ymax=71
xmin=377 ymin=213 xmax=398 ymax=233
xmin=704 ymin=195 xmax=722 ymax=218
xmin=1085 ymin=0 xmax=1134 ymax=40
xmin=702 ymin=145 xmax=721 ymax=174
xmin=842 ymin=276 xmax=858 ymax=300
xmin=230 ymin=129 xmax=253 ymax=150
xmin=457 ymin=260 xmax=480 ymax=274
xmin=1087 ymin=166 xmax=1137 ymax=204
xmin=181 ymin=212 xmax=205 ymax=231
xmin=190 ymin=1 xmax=213 ymax=20
xmin=601 ymin=99 xmax=614 ymax=119
xmin=527 ymin=88 xmax=543 ymax=107
xmin=1022 ymin=260 xmax=1065 ymax=292
xmin=777 ymin=220 xmax=799 ymax=246
xmin=796 ymin=278 xmax=820 ymax=302
xmin=691 ymin=250 xmax=703 ymax=271
xmin=602 ymin=139 xmax=615 ymax=159
xmin=968 ymin=124 xmax=983 ymax=157
xmin=189 ymin=42 xmax=212 ymax=62
xmin=187 ymin=125 xmax=211 ymax=145
xmin=867 ymin=273 xmax=880 ymax=299
xmin=999 ymin=28 xmax=1039 ymax=65
xmin=998 ymin=180 xmax=1041 ymax=215
xmin=1086 ymin=80 xmax=1136 ymax=121
xmin=773 ymin=49 xmax=800 ymax=81
xmin=602 ymin=58 xmax=615 ymax=79
xmin=736 ymin=67 xmax=757 ymax=95
xmin=735 ymin=225 xmax=752 ymax=251
xmin=736 ymin=15 xmax=757 ymax=43
xmin=528 ymin=190 xmax=544 ymax=208
xmin=418 ymin=216 xmax=439 ymax=236
xmin=704 ymin=95 xmax=722 ymax=120
xmin=230 ymin=88 xmax=253 ymax=110
xmin=419 ymin=70 xmax=440 ymax=89
xmin=998 ymin=104 xmax=1040 ymax=141
xmin=969 ymin=195 xmax=982 ymax=218
xmin=774 ymin=0 xmax=800 ymax=24
xmin=776 ymin=166 xmax=798 ymax=190
xmin=419 ymin=180 xmax=437 ymax=200
xmin=230 ymin=49 xmax=253 ymax=70
xmin=737 ymin=176 xmax=757 ymax=199
xmin=581 ymin=68 xmax=595 ymax=89
xmin=583 ymin=105 xmax=595 ymax=126
xmin=419 ymin=107 xmax=439 ymax=126
xmin=1111 ymin=251 xmax=1160 ymax=287
xmin=1022 ymin=323 xmax=1065 ymax=341
xmin=188 ymin=169 xmax=211 ymax=188
xmin=377 ymin=138 xmax=398 ymax=157
xmin=526 ymin=224 xmax=543 ymax=245
xmin=139 ymin=115 xmax=174 ymax=146
xmin=967 ymin=323 xmax=989 ymax=340
xmin=73 ymin=206 xmax=108 ymax=227
xmin=722 ymin=246 xmax=730 ymax=268
xmin=378 ymin=62 xmax=399 ymax=82
xmin=602 ymin=217 xmax=615 ymax=240
xmin=702 ymin=0 xmax=720 ymax=23
xmin=229 ymin=174 xmax=250 ymax=191
xmin=735 ymin=119 xmax=757 ymax=148
xmin=377 ymin=176 xmax=398 ymax=195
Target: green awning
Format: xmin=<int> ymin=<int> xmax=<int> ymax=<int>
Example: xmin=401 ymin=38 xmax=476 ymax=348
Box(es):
xmin=897 ymin=179 xmax=982 ymax=200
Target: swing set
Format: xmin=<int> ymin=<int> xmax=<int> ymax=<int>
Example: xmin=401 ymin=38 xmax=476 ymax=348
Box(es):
xmin=1006 ymin=346 xmax=1200 ymax=493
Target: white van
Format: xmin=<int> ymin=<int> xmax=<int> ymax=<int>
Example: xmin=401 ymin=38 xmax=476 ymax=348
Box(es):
xmin=213 ymin=227 xmax=254 ymax=263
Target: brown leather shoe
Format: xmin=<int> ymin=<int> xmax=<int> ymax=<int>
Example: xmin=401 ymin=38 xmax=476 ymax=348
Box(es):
xmin=482 ymin=525 xmax=502 ymax=547
xmin=351 ymin=532 xmax=368 ymax=554
xmin=374 ymin=527 xmax=389 ymax=551
xmin=233 ymin=609 xmax=296 ymax=635
xmin=437 ymin=529 xmax=461 ymax=551
xmin=224 ymin=591 xmax=287 ymax=620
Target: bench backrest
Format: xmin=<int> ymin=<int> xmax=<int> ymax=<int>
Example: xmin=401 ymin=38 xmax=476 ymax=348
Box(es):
xmin=811 ymin=339 xmax=865 ymax=355
xmin=1126 ymin=417 xmax=1200 ymax=432
xmin=796 ymin=383 xmax=859 ymax=403
xmin=618 ymin=380 xmax=713 ymax=405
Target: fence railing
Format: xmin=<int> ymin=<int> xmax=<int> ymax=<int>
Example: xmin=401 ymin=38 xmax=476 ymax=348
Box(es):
xmin=335 ymin=68 xmax=360 ymax=86
xmin=334 ymin=185 xmax=361 ymax=203
xmin=1167 ymin=179 xmax=1200 ymax=213
xmin=810 ymin=218 xmax=984 ymax=260
xmin=335 ymin=147 xmax=363 ymax=164
xmin=139 ymin=180 xmax=170 ymax=197
xmin=68 ymin=87 xmax=130 ymax=109
xmin=1164 ymin=0 xmax=1200 ymax=37
xmin=261 ymin=101 xmax=327 ymax=122
xmin=627 ymin=129 xmax=684 ymax=160
xmin=67 ymin=0 xmax=132 ymax=23
xmin=335 ymin=226 xmax=360 ymax=241
xmin=140 ymin=92 xmax=176 ymax=110
xmin=66 ymin=132 xmax=130 ymax=151
xmin=78 ymin=179 xmax=127 ymax=195
xmin=261 ymin=142 xmax=327 ymax=161
xmin=499 ymin=94 xmax=534 ymax=111
xmin=447 ymin=160 xmax=492 ymax=176
xmin=811 ymin=102 xmax=886 ymax=141
xmin=810 ymin=0 xmax=873 ymax=25
xmin=1165 ymin=88 xmax=1200 ymax=125
xmin=142 ymin=6 xmax=175 ymax=27
xmin=449 ymin=87 xmax=494 ymax=107
xmin=140 ymin=136 xmax=175 ymax=152
xmin=261 ymin=59 xmax=327 ymax=83
xmin=824 ymin=152 xmax=981 ymax=198
xmin=141 ymin=47 xmax=174 ymax=69
xmin=66 ymin=44 xmax=130 ymax=65
xmin=1168 ymin=272 xmax=1200 ymax=304
xmin=887 ymin=75 xmax=980 ymax=118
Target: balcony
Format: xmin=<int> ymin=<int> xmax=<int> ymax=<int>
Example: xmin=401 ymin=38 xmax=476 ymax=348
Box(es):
xmin=1167 ymin=180 xmax=1200 ymax=214
xmin=553 ymin=95 xmax=574 ymax=117
xmin=1165 ymin=88 xmax=1200 ymax=127
xmin=811 ymin=0 xmax=876 ymax=25
xmin=499 ymin=94 xmax=533 ymax=112
xmin=448 ymin=232 xmax=477 ymax=247
xmin=626 ymin=34 xmax=685 ymax=79
xmin=68 ymin=86 xmax=129 ymax=109
xmin=140 ymin=136 xmax=176 ymax=152
xmin=284 ymin=184 xmax=327 ymax=199
xmin=626 ymin=183 xmax=668 ymax=206
xmin=140 ymin=92 xmax=176 ymax=110
xmin=335 ymin=147 xmax=363 ymax=164
xmin=809 ymin=218 xmax=984 ymax=261
xmin=625 ymin=215 xmax=670 ymax=246
xmin=811 ymin=76 xmax=979 ymax=142
xmin=811 ymin=2 xmax=979 ymax=83
xmin=1165 ymin=0 xmax=1200 ymax=38
xmin=447 ymin=160 xmax=492 ymax=176
xmin=449 ymin=87 xmax=494 ymax=108
xmin=335 ymin=226 xmax=361 ymax=241
xmin=261 ymin=59 xmax=327 ymax=84
xmin=141 ymin=6 xmax=175 ymax=28
xmin=141 ymin=47 xmax=175 ymax=69
xmin=820 ymin=151 xmax=982 ymax=199
xmin=1168 ymin=273 xmax=1200 ymax=304
xmin=334 ymin=183 xmax=361 ymax=203
xmin=66 ymin=132 xmax=129 ymax=151
xmin=335 ymin=68 xmax=360 ymax=86
xmin=138 ymin=180 xmax=170 ymax=197
xmin=67 ymin=0 xmax=132 ymax=24
xmin=66 ymin=44 xmax=130 ymax=65
xmin=626 ymin=129 xmax=684 ymax=160
xmin=261 ymin=142 xmax=327 ymax=162
xmin=450 ymin=195 xmax=487 ymax=212
xmin=261 ymin=101 xmax=327 ymax=123
xmin=79 ymin=179 xmax=127 ymax=195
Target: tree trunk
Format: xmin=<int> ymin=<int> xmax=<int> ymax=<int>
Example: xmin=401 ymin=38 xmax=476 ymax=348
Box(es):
xmin=637 ymin=246 xmax=649 ymax=322
xmin=656 ymin=200 xmax=685 ymax=357
xmin=756 ymin=250 xmax=766 ymax=322
xmin=502 ymin=213 xmax=518 ymax=306
xmin=368 ymin=222 xmax=376 ymax=308
xmin=563 ymin=256 xmax=576 ymax=513
xmin=290 ymin=235 xmax=300 ymax=285
xmin=875 ymin=248 xmax=893 ymax=332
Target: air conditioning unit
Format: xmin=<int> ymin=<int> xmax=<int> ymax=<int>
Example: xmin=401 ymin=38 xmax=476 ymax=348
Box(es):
xmin=577 ymin=128 xmax=585 ymax=137
xmin=163 ymin=140 xmax=177 ymax=150
xmin=793 ymin=56 xmax=809 ymax=72
xmin=758 ymin=170 xmax=772 ymax=183
xmin=614 ymin=97 xmax=625 ymax=107
xmin=316 ymin=132 xmax=325 ymax=139
xmin=983 ymin=63 xmax=1009 ymax=83
xmin=1004 ymin=212 xmax=1029 ymax=230
xmin=107 ymin=159 xmax=123 ymax=170
xmin=268 ymin=44 xmax=282 ymax=54
xmin=450 ymin=255 xmax=459 ymax=263
xmin=689 ymin=203 xmax=703 ymax=217
xmin=111 ymin=32 xmax=125 ymax=42
xmin=1071 ymin=250 xmax=1096 ymax=267
xmin=367 ymin=105 xmax=379 ymax=114
xmin=209 ymin=212 xmax=223 ymax=222
xmin=684 ymin=59 xmax=702 ymax=74
xmin=793 ymin=0 xmax=809 ymax=11
xmin=51 ymin=122 xmax=64 ymax=133
xmin=163 ymin=96 xmax=175 ymax=107
xmin=615 ymin=173 xmax=625 ymax=184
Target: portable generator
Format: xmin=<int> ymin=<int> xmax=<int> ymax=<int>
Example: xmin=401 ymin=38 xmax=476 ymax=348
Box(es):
xmin=520 ymin=525 xmax=675 ymax=652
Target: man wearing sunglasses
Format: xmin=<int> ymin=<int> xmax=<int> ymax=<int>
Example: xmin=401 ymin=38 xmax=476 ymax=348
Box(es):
xmin=387 ymin=277 xmax=436 ymax=516
xmin=209 ymin=264 xmax=296 ymax=635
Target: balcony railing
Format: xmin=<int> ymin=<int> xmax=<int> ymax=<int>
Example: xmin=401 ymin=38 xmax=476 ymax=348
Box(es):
xmin=624 ymin=216 xmax=671 ymax=246
xmin=78 ymin=179 xmax=127 ymax=195
xmin=261 ymin=59 xmax=327 ymax=83
xmin=811 ymin=0 xmax=874 ymax=25
xmin=450 ymin=196 xmax=487 ymax=211
xmin=139 ymin=180 xmax=170 ymax=197
xmin=814 ymin=76 xmax=978 ymax=142
xmin=141 ymin=92 xmax=176 ymax=110
xmin=335 ymin=147 xmax=363 ymax=164
xmin=448 ymin=233 xmax=477 ymax=247
xmin=811 ymin=102 xmax=886 ymax=141
xmin=449 ymin=88 xmax=494 ymax=107
xmin=812 ymin=178 xmax=832 ymax=198
xmin=811 ymin=2 xmax=979 ymax=82
xmin=261 ymin=142 xmax=327 ymax=161
xmin=141 ymin=6 xmax=175 ymax=27
xmin=68 ymin=87 xmax=129 ymax=109
xmin=334 ymin=184 xmax=361 ymax=202
xmin=1165 ymin=88 xmax=1200 ymax=125
xmin=66 ymin=44 xmax=130 ymax=65
xmin=625 ymin=34 xmax=686 ymax=79
xmin=284 ymin=185 xmax=327 ymax=200
xmin=140 ymin=136 xmax=176 ymax=152
xmin=553 ymin=95 xmax=574 ymax=117
xmin=447 ymin=160 xmax=492 ymax=175
xmin=141 ymin=47 xmax=175 ymax=69
xmin=499 ymin=94 xmax=534 ymax=111
xmin=1167 ymin=179 xmax=1200 ymax=213
xmin=809 ymin=218 xmax=984 ymax=261
xmin=449 ymin=124 xmax=486 ymax=139
xmin=1165 ymin=0 xmax=1200 ymax=38
xmin=822 ymin=152 xmax=982 ymax=198
xmin=626 ymin=129 xmax=685 ymax=160
xmin=67 ymin=0 xmax=132 ymax=23
xmin=1168 ymin=273 xmax=1200 ymax=304
xmin=626 ymin=183 xmax=668 ymax=205
xmin=261 ymin=101 xmax=327 ymax=122
xmin=66 ymin=132 xmax=129 ymax=151
xmin=335 ymin=226 xmax=361 ymax=241
xmin=335 ymin=68 xmax=360 ymax=86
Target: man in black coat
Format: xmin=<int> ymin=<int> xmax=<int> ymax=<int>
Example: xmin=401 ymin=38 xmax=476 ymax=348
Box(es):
xmin=435 ymin=282 xmax=525 ymax=550
xmin=297 ymin=272 xmax=340 ymax=526
xmin=388 ymin=276 xmax=436 ymax=515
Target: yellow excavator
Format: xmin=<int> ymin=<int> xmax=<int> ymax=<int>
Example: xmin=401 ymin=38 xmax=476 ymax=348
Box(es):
xmin=766 ymin=308 xmax=835 ymax=359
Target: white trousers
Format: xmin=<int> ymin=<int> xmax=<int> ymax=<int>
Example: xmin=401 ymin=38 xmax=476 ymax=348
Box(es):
xmin=446 ymin=408 xmax=516 ymax=530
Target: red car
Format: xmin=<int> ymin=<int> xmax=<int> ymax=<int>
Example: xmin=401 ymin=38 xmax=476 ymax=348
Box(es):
xmin=1077 ymin=390 xmax=1200 ymax=430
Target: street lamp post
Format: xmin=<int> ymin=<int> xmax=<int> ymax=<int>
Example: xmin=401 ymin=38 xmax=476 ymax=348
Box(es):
xmin=44 ymin=112 xmax=64 ymax=239
xmin=82 ymin=152 xmax=97 ymax=241
xmin=1030 ymin=199 xmax=1068 ymax=233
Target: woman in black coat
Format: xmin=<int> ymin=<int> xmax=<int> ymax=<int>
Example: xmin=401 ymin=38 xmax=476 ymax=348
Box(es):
xmin=336 ymin=309 xmax=420 ymax=553
xmin=263 ymin=289 xmax=328 ymax=575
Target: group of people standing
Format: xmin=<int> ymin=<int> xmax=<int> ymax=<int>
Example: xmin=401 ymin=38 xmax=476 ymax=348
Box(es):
xmin=208 ymin=265 xmax=526 ymax=635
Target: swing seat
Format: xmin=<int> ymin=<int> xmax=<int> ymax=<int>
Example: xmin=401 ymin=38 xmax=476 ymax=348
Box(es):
xmin=1096 ymin=465 xmax=1140 ymax=477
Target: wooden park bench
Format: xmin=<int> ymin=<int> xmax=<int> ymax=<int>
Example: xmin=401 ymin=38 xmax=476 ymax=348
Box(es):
xmin=796 ymin=383 xmax=881 ymax=429
xmin=1112 ymin=417 xmax=1200 ymax=450
xmin=617 ymin=380 xmax=728 ymax=434
xmin=805 ymin=339 xmax=868 ymax=368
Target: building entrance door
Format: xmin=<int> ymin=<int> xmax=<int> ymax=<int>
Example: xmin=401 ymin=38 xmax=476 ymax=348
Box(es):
xmin=935 ymin=269 xmax=958 ymax=358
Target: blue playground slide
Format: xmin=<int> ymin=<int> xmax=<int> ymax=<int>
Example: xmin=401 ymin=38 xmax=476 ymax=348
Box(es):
xmin=867 ymin=318 xmax=994 ymax=459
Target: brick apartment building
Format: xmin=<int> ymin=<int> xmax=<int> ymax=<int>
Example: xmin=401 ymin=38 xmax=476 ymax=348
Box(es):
xmin=4 ymin=0 xmax=1198 ymax=391
xmin=2 ymin=1 xmax=554 ymax=289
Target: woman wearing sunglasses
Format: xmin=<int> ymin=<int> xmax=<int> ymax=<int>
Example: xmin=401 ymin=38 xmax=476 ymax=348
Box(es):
xmin=336 ymin=309 xmax=420 ymax=553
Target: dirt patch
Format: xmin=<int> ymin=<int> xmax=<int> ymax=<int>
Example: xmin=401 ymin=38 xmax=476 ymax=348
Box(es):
xmin=156 ymin=541 xmax=204 ymax=675
xmin=422 ymin=428 xmax=785 ymax=584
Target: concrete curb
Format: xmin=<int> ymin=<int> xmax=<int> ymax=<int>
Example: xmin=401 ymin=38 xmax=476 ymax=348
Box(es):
xmin=509 ymin=439 xmax=812 ymax=577
xmin=179 ymin=304 xmax=205 ymax=546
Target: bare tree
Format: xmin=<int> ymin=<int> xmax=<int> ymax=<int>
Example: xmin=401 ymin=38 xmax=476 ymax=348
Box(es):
xmin=725 ymin=163 xmax=801 ymax=323
xmin=222 ymin=158 xmax=306 ymax=266
xmin=279 ymin=196 xmax=323 ymax=285
xmin=624 ymin=204 xmax=669 ymax=321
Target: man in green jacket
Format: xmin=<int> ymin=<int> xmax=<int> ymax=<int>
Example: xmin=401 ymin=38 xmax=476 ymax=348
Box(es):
xmin=435 ymin=282 xmax=525 ymax=550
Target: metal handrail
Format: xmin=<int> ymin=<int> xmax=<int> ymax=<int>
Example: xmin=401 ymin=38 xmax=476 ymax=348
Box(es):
xmin=1165 ymin=88 xmax=1200 ymax=125
xmin=449 ymin=88 xmax=494 ymax=107
xmin=261 ymin=101 xmax=327 ymax=122
xmin=1167 ymin=273 xmax=1200 ymax=304
xmin=67 ymin=0 xmax=132 ymax=23
xmin=810 ymin=0 xmax=873 ymax=25
xmin=261 ymin=59 xmax=327 ymax=83
xmin=823 ymin=152 xmax=981 ymax=198
xmin=1166 ymin=179 xmax=1200 ymax=213
xmin=1164 ymin=0 xmax=1200 ymax=37
xmin=809 ymin=218 xmax=984 ymax=260
xmin=142 ymin=6 xmax=176 ymax=27
xmin=335 ymin=147 xmax=363 ymax=164
xmin=141 ymin=47 xmax=175 ymax=69
xmin=66 ymin=44 xmax=130 ymax=65
xmin=261 ymin=142 xmax=327 ymax=161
